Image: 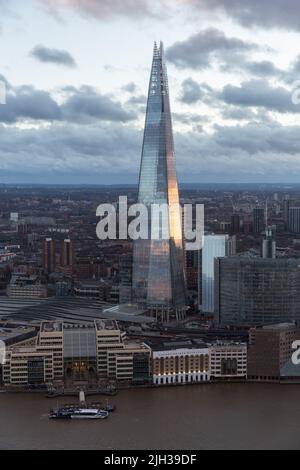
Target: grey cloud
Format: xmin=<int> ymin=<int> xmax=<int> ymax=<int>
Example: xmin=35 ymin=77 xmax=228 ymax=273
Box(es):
xmin=173 ymin=113 xmax=207 ymax=125
xmin=126 ymin=94 xmax=147 ymax=106
xmin=0 ymin=78 xmax=135 ymax=124
xmin=221 ymin=107 xmax=258 ymax=121
xmin=174 ymin=121 xmax=300 ymax=181
xmin=180 ymin=79 xmax=203 ymax=104
xmin=62 ymin=86 xmax=136 ymax=123
xmin=189 ymin=0 xmax=300 ymax=32
xmin=220 ymin=80 xmax=297 ymax=113
xmin=221 ymin=59 xmax=285 ymax=80
xmin=166 ymin=28 xmax=258 ymax=70
xmin=41 ymin=0 xmax=160 ymax=19
xmin=30 ymin=45 xmax=77 ymax=68
xmin=0 ymin=122 xmax=141 ymax=180
xmin=291 ymin=55 xmax=300 ymax=75
xmin=2 ymin=117 xmax=300 ymax=183
xmin=212 ymin=122 xmax=300 ymax=155
xmin=0 ymin=86 xmax=61 ymax=123
xmin=245 ymin=61 xmax=282 ymax=77
xmin=122 ymin=82 xmax=137 ymax=93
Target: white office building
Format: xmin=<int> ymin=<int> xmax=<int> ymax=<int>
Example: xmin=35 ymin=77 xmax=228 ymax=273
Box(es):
xmin=200 ymin=235 xmax=236 ymax=313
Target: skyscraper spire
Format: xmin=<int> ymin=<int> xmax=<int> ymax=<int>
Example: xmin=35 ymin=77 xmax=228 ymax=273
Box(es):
xmin=132 ymin=42 xmax=186 ymax=322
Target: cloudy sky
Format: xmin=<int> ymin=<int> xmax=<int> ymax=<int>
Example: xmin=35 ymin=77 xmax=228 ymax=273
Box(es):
xmin=1 ymin=0 xmax=300 ymax=184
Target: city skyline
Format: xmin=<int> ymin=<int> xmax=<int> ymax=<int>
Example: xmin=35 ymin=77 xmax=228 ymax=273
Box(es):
xmin=1 ymin=1 xmax=300 ymax=184
xmin=3 ymin=1 xmax=300 ymax=452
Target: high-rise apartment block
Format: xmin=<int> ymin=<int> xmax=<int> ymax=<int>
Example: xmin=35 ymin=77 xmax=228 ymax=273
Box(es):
xmin=43 ymin=238 xmax=56 ymax=274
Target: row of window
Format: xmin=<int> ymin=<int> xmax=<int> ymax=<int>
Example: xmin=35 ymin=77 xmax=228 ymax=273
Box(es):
xmin=154 ymin=374 xmax=209 ymax=385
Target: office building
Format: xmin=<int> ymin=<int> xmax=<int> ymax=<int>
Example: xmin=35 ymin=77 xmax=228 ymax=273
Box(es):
xmin=288 ymin=207 xmax=300 ymax=233
xmin=185 ymin=250 xmax=198 ymax=292
xmin=248 ymin=323 xmax=300 ymax=382
xmin=253 ymin=207 xmax=265 ymax=234
xmin=10 ymin=213 xmax=19 ymax=223
xmin=149 ymin=340 xmax=210 ymax=385
xmin=132 ymin=42 xmax=186 ymax=322
xmin=210 ymin=342 xmax=247 ymax=381
xmin=231 ymin=214 xmax=240 ymax=234
xmin=7 ymin=274 xmax=47 ymax=299
xmin=2 ymin=320 xmax=150 ymax=386
xmin=283 ymin=198 xmax=294 ymax=229
xmin=74 ymin=280 xmax=111 ymax=301
xmin=201 ymin=235 xmax=236 ymax=313
xmin=262 ymin=226 xmax=276 ymax=259
xmin=119 ymin=253 xmax=133 ymax=304
xmin=215 ymin=257 xmax=300 ymax=326
xmin=148 ymin=339 xmax=247 ymax=385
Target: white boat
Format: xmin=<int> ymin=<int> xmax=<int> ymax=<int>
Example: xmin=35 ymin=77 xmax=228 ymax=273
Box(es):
xmin=70 ymin=408 xmax=109 ymax=420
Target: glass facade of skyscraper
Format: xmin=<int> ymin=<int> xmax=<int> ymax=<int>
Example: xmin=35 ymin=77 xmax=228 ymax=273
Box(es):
xmin=215 ymin=257 xmax=300 ymax=325
xmin=201 ymin=235 xmax=236 ymax=313
xmin=132 ymin=42 xmax=186 ymax=313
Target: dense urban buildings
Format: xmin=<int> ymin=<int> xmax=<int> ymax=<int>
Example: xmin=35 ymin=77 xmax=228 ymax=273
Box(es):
xmin=3 ymin=183 xmax=300 ymax=388
xmin=1 ymin=320 xmax=150 ymax=386
xmin=132 ymin=43 xmax=186 ymax=322
xmin=0 ymin=319 xmax=249 ymax=387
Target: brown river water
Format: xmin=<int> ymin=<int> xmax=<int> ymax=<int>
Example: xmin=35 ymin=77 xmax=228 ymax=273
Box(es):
xmin=0 ymin=383 xmax=300 ymax=450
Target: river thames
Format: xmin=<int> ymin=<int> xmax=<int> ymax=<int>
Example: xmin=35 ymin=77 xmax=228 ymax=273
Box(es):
xmin=0 ymin=383 xmax=300 ymax=450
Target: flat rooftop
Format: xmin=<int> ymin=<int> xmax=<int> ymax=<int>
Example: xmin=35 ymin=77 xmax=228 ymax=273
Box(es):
xmin=95 ymin=319 xmax=119 ymax=331
xmin=262 ymin=323 xmax=298 ymax=331
xmin=0 ymin=322 xmax=37 ymax=346
xmin=102 ymin=304 xmax=152 ymax=323
xmin=41 ymin=321 xmax=63 ymax=333
xmin=0 ymin=297 xmax=153 ymax=324
xmin=146 ymin=339 xmax=208 ymax=352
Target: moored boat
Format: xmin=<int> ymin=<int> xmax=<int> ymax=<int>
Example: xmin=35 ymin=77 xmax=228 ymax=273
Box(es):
xmin=71 ymin=408 xmax=108 ymax=420
xmin=49 ymin=407 xmax=108 ymax=420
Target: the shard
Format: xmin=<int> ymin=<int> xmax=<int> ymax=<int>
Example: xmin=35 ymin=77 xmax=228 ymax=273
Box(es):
xmin=132 ymin=42 xmax=186 ymax=321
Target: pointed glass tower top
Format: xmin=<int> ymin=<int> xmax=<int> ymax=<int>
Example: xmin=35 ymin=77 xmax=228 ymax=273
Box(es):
xmin=132 ymin=42 xmax=186 ymax=312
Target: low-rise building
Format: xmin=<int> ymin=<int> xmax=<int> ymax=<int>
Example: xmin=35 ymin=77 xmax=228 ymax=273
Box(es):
xmin=0 ymin=322 xmax=39 ymax=386
xmin=7 ymin=274 xmax=47 ymax=299
xmin=37 ymin=322 xmax=64 ymax=380
xmin=74 ymin=280 xmax=111 ymax=301
xmin=3 ymin=349 xmax=54 ymax=385
xmin=95 ymin=319 xmax=150 ymax=383
xmin=210 ymin=342 xmax=247 ymax=380
xmin=148 ymin=340 xmax=210 ymax=385
xmin=2 ymin=319 xmax=150 ymax=387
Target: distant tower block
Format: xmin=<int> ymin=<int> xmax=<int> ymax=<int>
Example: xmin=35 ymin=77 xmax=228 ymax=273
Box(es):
xmin=43 ymin=238 xmax=56 ymax=275
xmin=262 ymin=226 xmax=276 ymax=259
xmin=60 ymin=239 xmax=74 ymax=267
